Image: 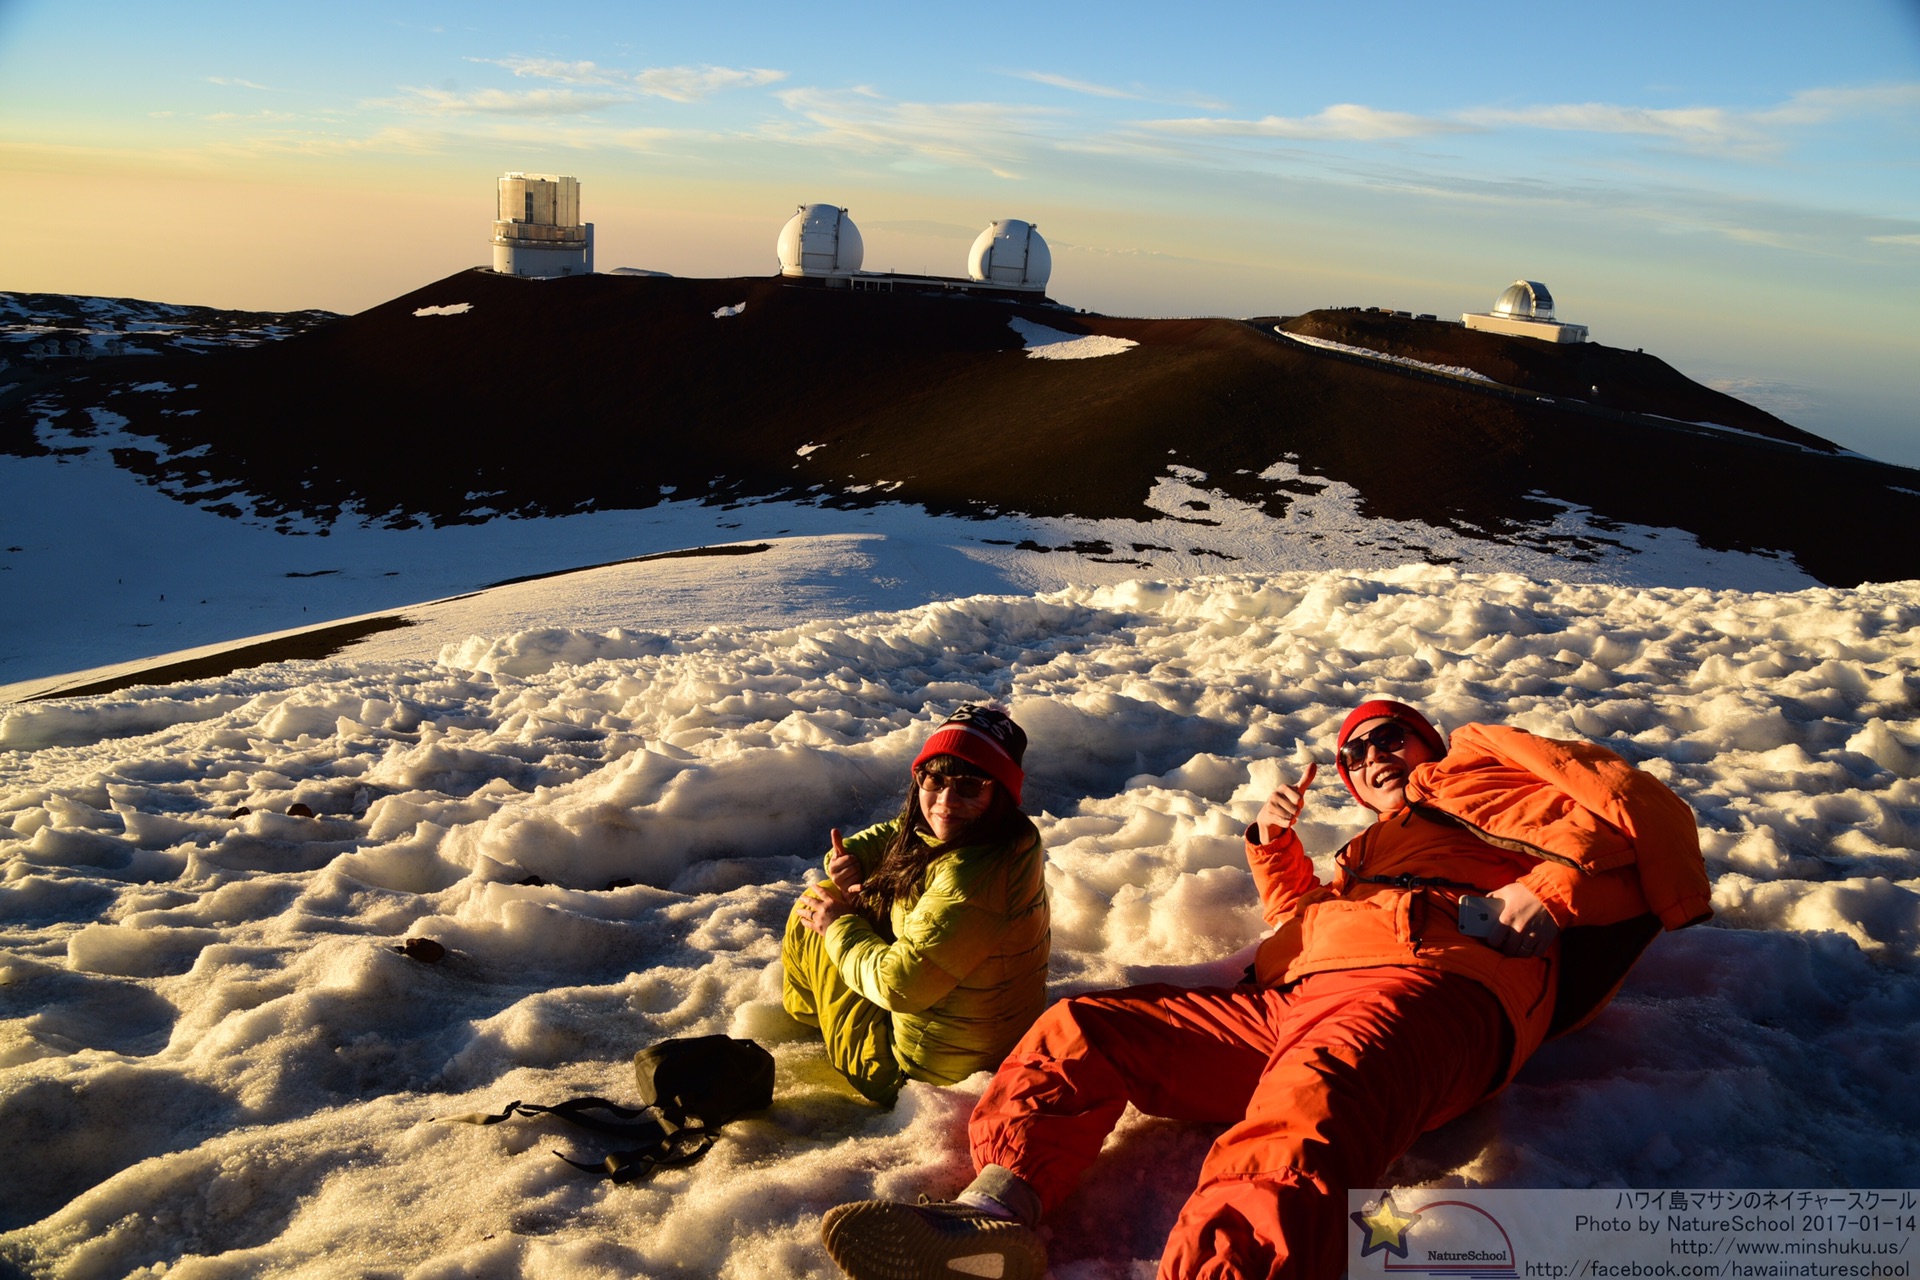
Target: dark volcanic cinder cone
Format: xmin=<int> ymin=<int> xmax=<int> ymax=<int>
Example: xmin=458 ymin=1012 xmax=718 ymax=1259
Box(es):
xmin=13 ymin=271 xmax=1920 ymax=586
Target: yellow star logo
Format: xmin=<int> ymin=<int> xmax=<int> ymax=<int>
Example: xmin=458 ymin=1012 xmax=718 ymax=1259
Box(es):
xmin=1351 ymin=1192 xmax=1423 ymax=1259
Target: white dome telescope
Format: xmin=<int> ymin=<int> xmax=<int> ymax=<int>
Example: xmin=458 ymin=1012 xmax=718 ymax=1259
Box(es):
xmin=777 ymin=204 xmax=864 ymax=276
xmin=967 ymin=219 xmax=1051 ymax=289
xmin=1463 ymin=278 xmax=1586 ymax=343
xmin=1492 ymin=280 xmax=1555 ymax=320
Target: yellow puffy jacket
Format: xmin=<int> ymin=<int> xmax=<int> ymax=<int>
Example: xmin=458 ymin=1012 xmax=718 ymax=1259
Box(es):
xmin=822 ymin=815 xmax=1050 ymax=1085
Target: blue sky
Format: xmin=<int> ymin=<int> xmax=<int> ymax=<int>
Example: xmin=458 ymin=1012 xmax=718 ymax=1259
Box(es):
xmin=3 ymin=1 xmax=1916 ymax=462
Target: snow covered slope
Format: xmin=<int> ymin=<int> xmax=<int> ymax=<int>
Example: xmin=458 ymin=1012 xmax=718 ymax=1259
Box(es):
xmin=1 ymin=566 xmax=1916 ymax=1276
xmin=0 ymin=402 xmax=1822 ymax=696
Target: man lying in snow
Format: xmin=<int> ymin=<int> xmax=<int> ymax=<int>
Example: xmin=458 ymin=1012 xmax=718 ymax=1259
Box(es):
xmin=820 ymin=698 xmax=1708 ymax=1280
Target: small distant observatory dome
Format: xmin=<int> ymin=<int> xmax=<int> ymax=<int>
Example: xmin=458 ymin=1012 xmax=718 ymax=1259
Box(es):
xmin=778 ymin=204 xmax=864 ymax=276
xmin=1492 ymin=280 xmax=1555 ymax=320
xmin=967 ymin=219 xmax=1052 ymax=289
xmin=1463 ymin=278 xmax=1586 ymax=343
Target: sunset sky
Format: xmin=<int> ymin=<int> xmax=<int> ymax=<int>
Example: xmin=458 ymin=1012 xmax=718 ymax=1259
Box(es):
xmin=3 ymin=1 xmax=1916 ymax=461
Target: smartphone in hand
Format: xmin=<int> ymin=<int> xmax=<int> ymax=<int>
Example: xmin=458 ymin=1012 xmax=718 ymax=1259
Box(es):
xmin=1458 ymin=895 xmax=1500 ymax=938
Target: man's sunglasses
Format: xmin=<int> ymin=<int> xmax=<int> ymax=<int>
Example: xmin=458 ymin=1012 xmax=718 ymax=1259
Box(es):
xmin=917 ymin=773 xmax=994 ymax=800
xmin=1338 ymin=721 xmax=1410 ymax=770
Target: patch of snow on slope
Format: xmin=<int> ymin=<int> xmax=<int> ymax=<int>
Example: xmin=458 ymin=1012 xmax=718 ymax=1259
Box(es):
xmin=1646 ymin=412 xmax=1850 ymax=456
xmin=413 ymin=303 xmax=473 ymax=317
xmin=1008 ymin=316 xmax=1138 ymax=360
xmin=1282 ymin=329 xmax=1493 ymax=381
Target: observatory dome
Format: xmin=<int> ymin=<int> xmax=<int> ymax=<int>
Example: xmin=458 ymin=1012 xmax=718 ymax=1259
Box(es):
xmin=1491 ymin=280 xmax=1555 ymax=320
xmin=777 ymin=204 xmax=864 ymax=276
xmin=967 ymin=219 xmax=1052 ymax=289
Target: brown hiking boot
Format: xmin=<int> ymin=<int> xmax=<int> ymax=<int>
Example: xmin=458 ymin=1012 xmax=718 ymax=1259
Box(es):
xmin=820 ymin=1197 xmax=1047 ymax=1280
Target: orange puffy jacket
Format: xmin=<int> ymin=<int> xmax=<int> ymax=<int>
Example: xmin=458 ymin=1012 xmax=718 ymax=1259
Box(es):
xmin=1247 ymin=724 xmax=1707 ymax=1078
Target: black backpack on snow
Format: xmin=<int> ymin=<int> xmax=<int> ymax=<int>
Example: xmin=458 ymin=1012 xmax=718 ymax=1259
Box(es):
xmin=441 ymin=1034 xmax=775 ymax=1183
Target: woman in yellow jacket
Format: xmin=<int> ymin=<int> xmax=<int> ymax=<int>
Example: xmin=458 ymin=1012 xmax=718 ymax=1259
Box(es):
xmin=782 ymin=705 xmax=1050 ymax=1104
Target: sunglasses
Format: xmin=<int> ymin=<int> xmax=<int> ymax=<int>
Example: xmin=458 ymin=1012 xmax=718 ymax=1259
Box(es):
xmin=917 ymin=773 xmax=994 ymax=800
xmin=1338 ymin=721 xmax=1410 ymax=770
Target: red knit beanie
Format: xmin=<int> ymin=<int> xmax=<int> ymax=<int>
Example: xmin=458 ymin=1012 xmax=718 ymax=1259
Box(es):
xmin=911 ymin=704 xmax=1027 ymax=806
xmin=1334 ymin=699 xmax=1445 ymax=808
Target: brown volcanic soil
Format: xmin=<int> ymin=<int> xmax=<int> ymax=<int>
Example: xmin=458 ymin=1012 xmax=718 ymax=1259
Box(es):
xmin=9 ymin=269 xmax=1920 ymax=586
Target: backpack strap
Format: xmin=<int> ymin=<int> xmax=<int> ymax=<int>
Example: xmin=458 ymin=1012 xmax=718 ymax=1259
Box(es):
xmin=556 ymin=1124 xmax=716 ymax=1184
xmin=437 ymin=1096 xmax=709 ymax=1183
xmin=448 ymin=1096 xmax=671 ymax=1137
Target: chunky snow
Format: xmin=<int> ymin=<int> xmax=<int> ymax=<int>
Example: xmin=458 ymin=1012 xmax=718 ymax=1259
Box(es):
xmin=1 ymin=563 xmax=1917 ymax=1277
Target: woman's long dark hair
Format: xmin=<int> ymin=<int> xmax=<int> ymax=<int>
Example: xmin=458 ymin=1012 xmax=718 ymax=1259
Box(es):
xmin=859 ymin=754 xmax=1023 ymax=930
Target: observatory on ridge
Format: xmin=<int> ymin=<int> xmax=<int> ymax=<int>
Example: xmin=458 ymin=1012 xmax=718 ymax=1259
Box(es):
xmin=777 ymin=204 xmax=866 ymax=277
xmin=1462 ymin=280 xmax=1588 ymax=343
xmin=968 ymin=219 xmax=1052 ymax=291
xmin=492 ymin=173 xmax=594 ymax=278
xmin=777 ymin=204 xmax=1053 ymax=300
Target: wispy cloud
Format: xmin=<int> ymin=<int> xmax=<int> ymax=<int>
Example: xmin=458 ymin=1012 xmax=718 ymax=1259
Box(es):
xmin=1869 ymin=233 xmax=1920 ymax=247
xmin=371 ymin=87 xmax=633 ymax=116
xmin=1016 ymin=71 xmax=1136 ymax=100
xmin=1044 ymin=241 xmax=1199 ymax=263
xmin=1010 ymin=70 xmax=1227 ymax=111
xmin=1132 ymin=82 xmax=1920 ymax=156
xmin=1755 ymin=83 xmax=1920 ymax=122
xmin=1462 ymin=102 xmax=1742 ymax=142
xmin=1717 ymin=226 xmax=1795 ymax=250
xmin=206 ymin=110 xmax=302 ymax=124
xmin=863 ymin=219 xmax=984 ymax=239
xmin=480 ymin=57 xmax=626 ymax=87
xmin=635 ymin=65 xmax=786 ymax=102
xmin=1143 ymin=104 xmax=1473 ymax=140
xmin=770 ymin=87 xmax=1067 ymax=179
xmin=209 ymin=124 xmax=455 ymax=159
xmin=479 ymin=57 xmax=786 ymax=102
xmin=223 ymin=117 xmax=703 ymax=160
xmin=1460 ymin=82 xmax=1920 ymax=154
xmin=207 ymin=76 xmax=270 ymax=91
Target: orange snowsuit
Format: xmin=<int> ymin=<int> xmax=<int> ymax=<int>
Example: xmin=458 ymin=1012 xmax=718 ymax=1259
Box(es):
xmin=968 ymin=724 xmax=1706 ymax=1279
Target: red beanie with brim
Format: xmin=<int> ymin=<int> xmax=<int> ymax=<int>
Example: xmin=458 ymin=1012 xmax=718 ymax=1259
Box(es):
xmin=912 ymin=706 xmax=1026 ymax=806
xmin=1335 ymin=699 xmax=1445 ymax=808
